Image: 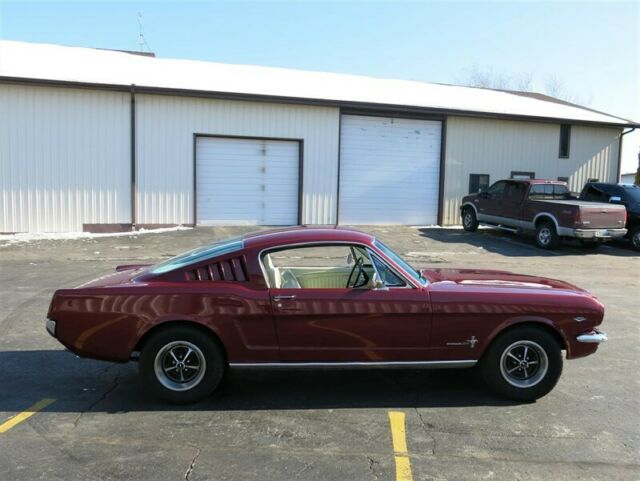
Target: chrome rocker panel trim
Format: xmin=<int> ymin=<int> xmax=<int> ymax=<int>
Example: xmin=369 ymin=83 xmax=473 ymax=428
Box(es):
xmin=229 ymin=360 xmax=477 ymax=370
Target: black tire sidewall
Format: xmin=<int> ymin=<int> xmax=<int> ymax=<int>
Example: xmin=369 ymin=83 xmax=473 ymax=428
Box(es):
xmin=535 ymin=221 xmax=559 ymax=249
xmin=631 ymin=227 xmax=640 ymax=251
xmin=462 ymin=207 xmax=479 ymax=232
xmin=139 ymin=326 xmax=225 ymax=404
xmin=481 ymin=327 xmax=563 ymax=402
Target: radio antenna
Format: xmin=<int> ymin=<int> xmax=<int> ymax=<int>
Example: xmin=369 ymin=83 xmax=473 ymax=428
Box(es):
xmin=137 ymin=12 xmax=151 ymax=52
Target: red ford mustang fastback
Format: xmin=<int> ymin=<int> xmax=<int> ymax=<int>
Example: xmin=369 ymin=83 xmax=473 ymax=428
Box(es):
xmin=46 ymin=227 xmax=607 ymax=403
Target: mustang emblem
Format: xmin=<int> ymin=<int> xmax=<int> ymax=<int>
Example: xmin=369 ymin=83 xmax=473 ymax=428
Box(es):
xmin=446 ymin=336 xmax=478 ymax=348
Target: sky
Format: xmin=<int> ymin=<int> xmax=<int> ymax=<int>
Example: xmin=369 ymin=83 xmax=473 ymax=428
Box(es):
xmin=1 ymin=0 xmax=638 ymax=173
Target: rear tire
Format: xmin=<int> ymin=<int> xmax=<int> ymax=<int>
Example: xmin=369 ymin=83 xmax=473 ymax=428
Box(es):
xmin=462 ymin=207 xmax=479 ymax=232
xmin=139 ymin=326 xmax=225 ymax=404
xmin=535 ymin=221 xmax=559 ymax=249
xmin=481 ymin=327 xmax=563 ymax=402
xmin=631 ymin=226 xmax=640 ymax=251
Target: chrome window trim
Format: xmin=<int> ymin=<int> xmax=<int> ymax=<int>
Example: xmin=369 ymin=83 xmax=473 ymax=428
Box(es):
xmin=258 ymin=241 xmax=420 ymax=289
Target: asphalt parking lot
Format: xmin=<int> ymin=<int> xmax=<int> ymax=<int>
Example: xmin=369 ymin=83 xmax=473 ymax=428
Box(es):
xmin=1 ymin=226 xmax=638 ymax=481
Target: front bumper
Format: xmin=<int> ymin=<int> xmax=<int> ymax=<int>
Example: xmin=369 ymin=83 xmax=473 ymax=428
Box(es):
xmin=45 ymin=318 xmax=57 ymax=337
xmin=573 ymin=228 xmax=627 ymax=240
xmin=576 ymin=328 xmax=608 ymax=343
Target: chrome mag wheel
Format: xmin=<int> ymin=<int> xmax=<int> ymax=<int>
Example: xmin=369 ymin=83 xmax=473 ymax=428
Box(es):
xmin=154 ymin=341 xmax=207 ymax=392
xmin=499 ymin=340 xmax=549 ymax=388
xmin=537 ymin=227 xmax=551 ymax=246
xmin=463 ymin=211 xmax=474 ymax=229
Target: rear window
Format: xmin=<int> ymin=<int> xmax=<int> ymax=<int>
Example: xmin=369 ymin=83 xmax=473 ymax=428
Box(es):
xmin=529 ymin=184 xmax=570 ymax=200
xmin=149 ymin=237 xmax=244 ymax=274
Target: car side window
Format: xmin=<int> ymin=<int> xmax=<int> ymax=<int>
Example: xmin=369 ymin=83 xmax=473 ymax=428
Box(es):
xmin=505 ymin=182 xmax=525 ymax=201
xmin=583 ymin=186 xmax=607 ymax=202
xmin=487 ymin=181 xmax=507 ymax=197
xmin=370 ymin=253 xmax=405 ymax=287
xmin=262 ymin=244 xmax=374 ymax=289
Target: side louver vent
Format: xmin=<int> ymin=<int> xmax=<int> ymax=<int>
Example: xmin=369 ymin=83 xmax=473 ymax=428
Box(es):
xmin=186 ymin=256 xmax=247 ymax=282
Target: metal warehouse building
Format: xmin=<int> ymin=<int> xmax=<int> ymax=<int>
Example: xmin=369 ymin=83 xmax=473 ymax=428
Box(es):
xmin=1 ymin=40 xmax=637 ymax=233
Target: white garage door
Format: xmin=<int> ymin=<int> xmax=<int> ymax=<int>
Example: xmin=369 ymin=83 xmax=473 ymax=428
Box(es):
xmin=339 ymin=115 xmax=442 ymax=225
xmin=196 ymin=137 xmax=299 ymax=225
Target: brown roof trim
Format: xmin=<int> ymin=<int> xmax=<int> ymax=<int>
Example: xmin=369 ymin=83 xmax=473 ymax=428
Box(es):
xmin=1 ymin=75 xmax=638 ymax=129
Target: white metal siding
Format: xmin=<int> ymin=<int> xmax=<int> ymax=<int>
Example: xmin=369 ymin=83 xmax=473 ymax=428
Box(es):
xmin=339 ymin=115 xmax=441 ymax=225
xmin=196 ymin=137 xmax=299 ymax=225
xmin=136 ymin=95 xmax=339 ymax=226
xmin=0 ymin=84 xmax=130 ymax=232
xmin=442 ymin=117 xmax=621 ymax=225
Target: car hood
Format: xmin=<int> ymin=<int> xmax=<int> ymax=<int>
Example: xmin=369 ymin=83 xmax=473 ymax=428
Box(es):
xmin=420 ymin=268 xmax=587 ymax=293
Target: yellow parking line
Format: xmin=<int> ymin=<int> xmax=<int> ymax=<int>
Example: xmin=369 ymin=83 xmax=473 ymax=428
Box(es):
xmin=388 ymin=411 xmax=413 ymax=481
xmin=0 ymin=398 xmax=56 ymax=434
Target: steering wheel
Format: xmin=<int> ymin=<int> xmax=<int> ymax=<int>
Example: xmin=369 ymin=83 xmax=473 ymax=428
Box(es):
xmin=346 ymin=257 xmax=369 ymax=288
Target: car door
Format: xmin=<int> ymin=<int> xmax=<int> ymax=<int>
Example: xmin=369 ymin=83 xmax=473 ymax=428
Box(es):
xmin=264 ymin=243 xmax=432 ymax=362
xmin=500 ymin=181 xmax=526 ymax=225
xmin=475 ymin=180 xmax=508 ymax=222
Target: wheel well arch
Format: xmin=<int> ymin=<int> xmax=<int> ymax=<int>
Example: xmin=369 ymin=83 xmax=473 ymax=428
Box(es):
xmin=482 ymin=321 xmax=567 ymax=359
xmin=533 ymin=213 xmax=559 ymax=230
xmin=461 ymin=202 xmax=478 ymax=217
xmin=132 ymin=320 xmax=228 ymax=361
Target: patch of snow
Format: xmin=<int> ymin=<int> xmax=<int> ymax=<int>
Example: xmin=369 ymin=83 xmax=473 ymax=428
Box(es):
xmin=0 ymin=40 xmax=634 ymax=126
xmin=0 ymin=226 xmax=192 ymax=246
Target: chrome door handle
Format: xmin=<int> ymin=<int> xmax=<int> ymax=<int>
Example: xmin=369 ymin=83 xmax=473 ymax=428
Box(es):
xmin=272 ymin=295 xmax=296 ymax=301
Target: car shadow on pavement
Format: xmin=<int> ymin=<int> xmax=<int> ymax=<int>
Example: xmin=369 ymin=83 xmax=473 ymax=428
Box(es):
xmin=1 ymin=350 xmax=518 ymax=414
xmin=418 ymin=228 xmax=637 ymax=258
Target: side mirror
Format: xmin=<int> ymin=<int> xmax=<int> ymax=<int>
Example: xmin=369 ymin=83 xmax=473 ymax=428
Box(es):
xmin=609 ymin=196 xmax=622 ymax=204
xmin=372 ymin=273 xmax=387 ymax=290
xmin=478 ymin=191 xmax=490 ymax=199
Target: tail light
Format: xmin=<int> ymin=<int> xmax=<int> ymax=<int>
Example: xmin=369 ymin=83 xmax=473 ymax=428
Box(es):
xmin=574 ymin=209 xmax=582 ymax=227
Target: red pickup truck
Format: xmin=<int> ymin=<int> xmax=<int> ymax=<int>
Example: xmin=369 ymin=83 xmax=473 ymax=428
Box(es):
xmin=460 ymin=179 xmax=627 ymax=249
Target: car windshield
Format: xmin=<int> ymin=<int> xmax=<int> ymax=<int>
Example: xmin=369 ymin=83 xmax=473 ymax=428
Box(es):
xmin=373 ymin=239 xmax=427 ymax=286
xmin=149 ymin=236 xmax=244 ymax=274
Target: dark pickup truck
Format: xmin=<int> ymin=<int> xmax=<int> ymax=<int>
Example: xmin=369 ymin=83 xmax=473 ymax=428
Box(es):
xmin=461 ymin=179 xmax=627 ymax=249
xmin=579 ymin=182 xmax=640 ymax=251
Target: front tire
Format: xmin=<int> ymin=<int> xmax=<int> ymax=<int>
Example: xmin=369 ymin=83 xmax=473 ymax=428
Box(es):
xmin=462 ymin=207 xmax=479 ymax=232
xmin=631 ymin=226 xmax=640 ymax=251
xmin=535 ymin=221 xmax=559 ymax=249
xmin=481 ymin=327 xmax=563 ymax=402
xmin=139 ymin=326 xmax=225 ymax=404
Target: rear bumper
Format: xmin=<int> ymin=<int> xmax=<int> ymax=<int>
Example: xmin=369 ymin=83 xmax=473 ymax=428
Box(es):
xmin=576 ymin=328 xmax=608 ymax=344
xmin=561 ymin=228 xmax=627 ymax=240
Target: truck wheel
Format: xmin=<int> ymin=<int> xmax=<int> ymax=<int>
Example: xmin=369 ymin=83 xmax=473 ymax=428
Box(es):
xmin=139 ymin=326 xmax=225 ymax=404
xmin=462 ymin=207 xmax=479 ymax=232
xmin=535 ymin=221 xmax=559 ymax=249
xmin=631 ymin=227 xmax=640 ymax=251
xmin=481 ymin=326 xmax=563 ymax=402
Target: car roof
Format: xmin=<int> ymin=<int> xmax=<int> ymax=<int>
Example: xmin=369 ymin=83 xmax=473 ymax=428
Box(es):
xmin=242 ymin=226 xmax=375 ymax=250
xmin=526 ymin=179 xmax=567 ymax=184
xmin=587 ymin=182 xmax=639 ymax=190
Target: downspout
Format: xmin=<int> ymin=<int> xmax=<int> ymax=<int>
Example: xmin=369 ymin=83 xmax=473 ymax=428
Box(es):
xmin=130 ymin=84 xmax=137 ymax=229
xmin=436 ymin=116 xmax=448 ymax=226
xmin=617 ymin=127 xmax=636 ymax=182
